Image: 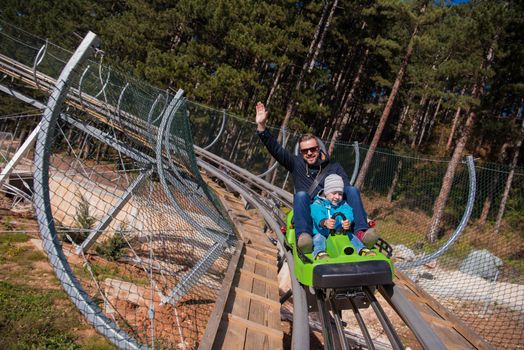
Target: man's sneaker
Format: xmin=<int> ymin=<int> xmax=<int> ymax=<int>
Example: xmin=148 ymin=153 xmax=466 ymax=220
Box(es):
xmin=297 ymin=233 xmax=313 ymax=253
xmin=356 ymin=228 xmax=379 ymax=248
xmin=316 ymin=251 xmax=329 ymax=260
xmin=359 ymin=248 xmax=377 ymax=257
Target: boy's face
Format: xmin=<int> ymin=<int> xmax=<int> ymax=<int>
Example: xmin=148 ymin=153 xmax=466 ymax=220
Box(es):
xmin=325 ymin=191 xmax=343 ymax=205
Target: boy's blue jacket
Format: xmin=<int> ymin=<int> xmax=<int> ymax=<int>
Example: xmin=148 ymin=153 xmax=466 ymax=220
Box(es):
xmin=311 ymin=195 xmax=354 ymax=236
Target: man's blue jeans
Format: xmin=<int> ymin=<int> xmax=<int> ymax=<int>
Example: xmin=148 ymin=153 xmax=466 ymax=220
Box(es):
xmin=312 ymin=232 xmax=366 ymax=259
xmin=293 ymin=185 xmax=369 ymax=238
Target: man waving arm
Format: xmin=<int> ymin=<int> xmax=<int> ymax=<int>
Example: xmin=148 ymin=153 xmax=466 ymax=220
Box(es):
xmin=255 ymin=102 xmax=294 ymax=171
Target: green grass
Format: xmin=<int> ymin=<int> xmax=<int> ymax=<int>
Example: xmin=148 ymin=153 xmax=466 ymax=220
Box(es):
xmin=0 ymin=280 xmax=110 ymax=350
xmin=0 ymin=232 xmax=29 ymax=244
xmin=0 ymin=232 xmax=115 ymax=350
xmin=0 ymin=233 xmax=46 ymax=269
xmin=74 ymin=262 xmax=149 ymax=287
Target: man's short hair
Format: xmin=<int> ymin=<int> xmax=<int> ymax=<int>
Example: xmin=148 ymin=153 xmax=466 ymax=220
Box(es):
xmin=299 ymin=133 xmax=317 ymax=144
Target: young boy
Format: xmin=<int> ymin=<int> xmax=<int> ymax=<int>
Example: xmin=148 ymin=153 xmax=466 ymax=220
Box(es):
xmin=310 ymin=174 xmax=375 ymax=260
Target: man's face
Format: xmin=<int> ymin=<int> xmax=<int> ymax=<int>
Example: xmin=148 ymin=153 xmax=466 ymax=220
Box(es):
xmin=299 ymin=138 xmax=320 ymax=165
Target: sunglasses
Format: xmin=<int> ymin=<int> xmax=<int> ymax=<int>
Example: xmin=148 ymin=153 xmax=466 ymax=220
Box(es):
xmin=300 ymin=146 xmax=319 ymax=155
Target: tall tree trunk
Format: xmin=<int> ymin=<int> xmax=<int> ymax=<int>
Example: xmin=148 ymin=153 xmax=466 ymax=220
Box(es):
xmin=437 ymin=109 xmax=451 ymax=148
xmin=423 ymin=96 xmax=442 ymax=144
xmin=411 ymin=95 xmax=430 ymax=149
xmin=446 ymin=87 xmax=466 ymax=151
xmin=494 ymin=116 xmax=524 ymax=234
xmin=387 ymin=159 xmax=403 ymax=203
xmin=427 ymin=39 xmax=497 ymax=242
xmin=394 ymin=104 xmax=410 ymax=142
xmin=267 ymin=0 xmax=338 ymax=183
xmin=355 ymin=23 xmax=419 ymax=189
xmin=415 ymin=98 xmax=433 ymax=148
xmin=328 ymin=48 xmax=369 ymax=155
xmin=479 ymin=142 xmax=509 ymax=224
xmin=278 ymin=0 xmax=338 ymax=142
xmin=325 ymin=41 xmax=362 ymax=140
xmin=266 ymin=63 xmax=285 ymax=107
xmin=427 ymin=87 xmax=478 ymax=242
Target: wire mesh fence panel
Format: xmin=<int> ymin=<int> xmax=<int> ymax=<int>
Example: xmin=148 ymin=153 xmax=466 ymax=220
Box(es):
xmin=1 ymin=24 xmax=237 ymax=350
xmin=332 ymin=144 xmax=523 ymax=349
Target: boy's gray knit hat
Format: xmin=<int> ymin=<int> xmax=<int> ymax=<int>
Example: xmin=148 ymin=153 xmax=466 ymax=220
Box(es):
xmin=323 ymin=174 xmax=344 ymax=194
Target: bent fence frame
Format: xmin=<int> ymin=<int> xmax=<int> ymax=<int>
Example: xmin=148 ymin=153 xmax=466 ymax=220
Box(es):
xmin=395 ymin=155 xmax=477 ymax=270
xmin=31 ymin=32 xmax=146 ymax=350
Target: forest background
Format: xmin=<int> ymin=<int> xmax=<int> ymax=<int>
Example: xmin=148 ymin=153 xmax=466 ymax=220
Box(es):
xmin=0 ymin=0 xmax=522 ymax=240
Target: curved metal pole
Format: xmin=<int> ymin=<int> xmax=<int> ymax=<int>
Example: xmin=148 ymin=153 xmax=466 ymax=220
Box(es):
xmin=32 ymin=40 xmax=48 ymax=90
xmin=94 ymin=70 xmax=110 ymax=99
xmin=32 ymin=32 xmax=145 ymax=350
xmin=163 ymin=97 xmax=197 ymax=195
xmin=350 ymin=141 xmax=360 ymax=186
xmin=397 ymin=155 xmax=477 ymax=270
xmin=147 ymin=93 xmax=163 ymax=125
xmin=163 ymin=107 xmax=232 ymax=233
xmin=257 ymin=127 xmax=287 ymax=178
xmin=94 ymin=55 xmax=110 ymax=99
xmin=155 ymin=90 xmax=226 ymax=243
xmin=155 ymin=90 xmax=170 ymax=124
xmin=146 ymin=92 xmax=167 ymax=147
xmin=78 ymin=65 xmax=90 ymax=108
xmin=116 ymin=82 xmax=129 ymax=121
xmin=203 ymin=109 xmax=227 ymax=150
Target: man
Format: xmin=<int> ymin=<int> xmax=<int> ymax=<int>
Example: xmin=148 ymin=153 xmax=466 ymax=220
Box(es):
xmin=255 ymin=102 xmax=377 ymax=253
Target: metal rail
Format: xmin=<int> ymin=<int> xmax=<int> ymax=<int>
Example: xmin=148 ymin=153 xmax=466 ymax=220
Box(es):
xmin=396 ymin=155 xmax=477 ymax=270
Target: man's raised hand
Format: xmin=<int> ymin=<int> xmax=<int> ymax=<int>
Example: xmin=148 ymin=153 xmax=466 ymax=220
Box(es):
xmin=256 ymin=102 xmax=268 ymax=131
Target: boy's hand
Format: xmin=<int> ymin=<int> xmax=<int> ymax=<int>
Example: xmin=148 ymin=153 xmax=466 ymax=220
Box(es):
xmin=324 ymin=218 xmax=335 ymax=229
xmin=342 ymin=219 xmax=351 ymax=230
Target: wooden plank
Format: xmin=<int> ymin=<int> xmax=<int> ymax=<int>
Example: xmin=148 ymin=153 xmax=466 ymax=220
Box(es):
xmin=240 ymin=220 xmax=266 ymax=230
xmin=245 ymin=246 xmax=276 ymax=262
xmin=226 ymin=314 xmax=283 ymax=340
xmin=246 ymin=260 xmax=271 ymax=349
xmin=203 ymin=175 xmax=282 ymax=349
xmin=234 ymin=287 xmax=281 ymax=310
xmin=199 ymin=240 xmax=244 ymax=350
xmin=214 ymin=321 xmax=246 ymax=350
xmin=242 ymin=254 xmax=278 ymax=272
xmin=249 ymin=242 xmax=278 ymax=254
xmin=239 ymin=268 xmax=279 ymax=287
xmin=219 ymin=262 xmax=252 ymax=349
xmin=395 ymin=272 xmax=496 ymax=350
xmin=253 ymin=257 xmax=281 ymax=336
xmin=229 ymin=260 xmax=255 ymax=318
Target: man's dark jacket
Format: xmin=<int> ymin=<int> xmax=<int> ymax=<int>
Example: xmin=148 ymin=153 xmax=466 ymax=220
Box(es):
xmin=257 ymin=129 xmax=350 ymax=196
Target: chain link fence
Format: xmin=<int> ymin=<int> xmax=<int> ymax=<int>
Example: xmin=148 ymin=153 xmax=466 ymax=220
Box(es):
xmin=1 ymin=21 xmax=236 ymax=349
